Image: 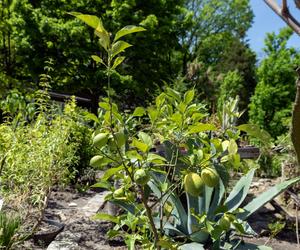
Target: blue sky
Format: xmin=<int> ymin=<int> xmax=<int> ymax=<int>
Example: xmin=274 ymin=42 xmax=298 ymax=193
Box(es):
xmin=247 ymin=0 xmax=299 ymax=57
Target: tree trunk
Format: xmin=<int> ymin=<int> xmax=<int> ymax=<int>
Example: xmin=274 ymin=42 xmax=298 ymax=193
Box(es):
xmin=291 ymin=67 xmax=300 ymax=165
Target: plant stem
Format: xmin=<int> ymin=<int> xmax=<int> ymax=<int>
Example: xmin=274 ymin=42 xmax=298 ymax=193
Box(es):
xmin=140 ymin=186 xmax=160 ymax=249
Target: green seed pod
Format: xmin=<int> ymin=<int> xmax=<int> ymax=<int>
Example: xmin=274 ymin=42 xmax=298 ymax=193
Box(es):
xmin=134 ymin=169 xmax=150 ymax=185
xmin=201 ymin=167 xmax=219 ymax=187
xmin=93 ymin=133 xmax=108 ymax=148
xmin=219 ymin=214 xmax=231 ymax=231
xmin=90 ymin=155 xmax=103 ymax=168
xmin=184 ymin=173 xmax=204 ymax=197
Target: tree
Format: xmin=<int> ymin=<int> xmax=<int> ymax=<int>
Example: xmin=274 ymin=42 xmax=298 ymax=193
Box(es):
xmin=249 ymin=28 xmax=299 ymax=138
xmin=1 ymin=0 xmax=188 ymax=104
xmin=263 ymin=0 xmax=300 ymax=164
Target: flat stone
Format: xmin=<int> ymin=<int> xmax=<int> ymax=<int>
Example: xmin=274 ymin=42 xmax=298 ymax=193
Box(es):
xmin=80 ymin=192 xmax=108 ymax=217
xmin=47 ymin=240 xmax=79 ymax=250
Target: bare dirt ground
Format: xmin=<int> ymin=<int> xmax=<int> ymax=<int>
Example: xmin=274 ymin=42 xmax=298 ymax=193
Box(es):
xmin=19 ymin=178 xmax=300 ymax=250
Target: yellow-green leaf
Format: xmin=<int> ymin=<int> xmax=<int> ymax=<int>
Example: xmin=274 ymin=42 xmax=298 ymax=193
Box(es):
xmin=132 ymin=107 xmax=145 ymax=117
xmin=132 ymin=138 xmax=149 ymax=153
xmin=112 ymin=56 xmax=125 ymax=69
xmin=102 ymin=166 xmax=124 ymax=180
xmin=91 ymin=55 xmax=105 ymax=66
xmin=184 ymin=89 xmax=195 ymax=104
xmin=111 ymin=41 xmax=132 ymax=58
xmin=228 ymin=139 xmax=238 ymax=155
xmin=93 ymin=213 xmax=119 ymax=223
xmin=188 ymin=123 xmax=216 ymax=134
xmin=69 ymin=12 xmax=102 ymax=30
xmin=114 ymin=25 xmax=146 ymax=42
xmin=96 ymin=30 xmax=110 ymax=51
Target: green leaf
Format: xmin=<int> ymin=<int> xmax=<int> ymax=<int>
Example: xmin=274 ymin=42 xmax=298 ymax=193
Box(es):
xmin=111 ymin=41 xmax=132 ymax=58
xmin=126 ymin=150 xmax=143 ymax=161
xmin=69 ymin=12 xmax=110 ymax=50
xmin=132 ymin=138 xmax=149 ymax=153
xmin=166 ymin=87 xmax=181 ymax=102
xmin=83 ymin=111 xmax=99 ymax=123
xmin=69 ymin=12 xmax=102 ymax=30
xmin=239 ymin=176 xmax=300 ymax=220
xmin=111 ymin=56 xmax=125 ymax=69
xmin=92 ymin=213 xmax=118 ymax=223
xmin=208 ymin=181 xmax=225 ymax=219
xmin=171 ymin=113 xmax=183 ymax=127
xmin=132 ymin=107 xmax=145 ymax=117
xmin=179 ymin=243 xmax=205 ymax=250
xmin=157 ymin=239 xmax=176 ymax=249
xmin=91 ymin=180 xmax=111 ymax=189
xmin=107 ymin=229 xmax=119 ymax=238
xmin=102 ymin=166 xmax=124 ymax=181
xmin=114 ymin=25 xmax=146 ymax=41
xmin=99 ymin=102 xmax=110 ymax=110
xmin=184 ymin=89 xmax=195 ymax=105
xmin=225 ymin=169 xmax=255 ymax=212
xmin=111 ymin=200 xmax=136 ymax=214
xmin=228 ymin=139 xmax=238 ymax=154
xmin=177 ymin=102 xmax=187 ymax=113
xmin=155 ymin=93 xmax=166 ymax=108
xmin=148 ymin=107 xmax=159 ymax=124
xmin=188 ymin=123 xmax=216 ymax=134
xmin=237 ymin=124 xmax=272 ymax=146
xmin=91 ymin=55 xmax=105 ymax=66
xmin=96 ymin=30 xmax=110 ymax=51
xmin=214 ymin=164 xmax=229 ymax=187
xmin=138 ymin=131 xmax=152 ymax=148
xmin=147 ymin=153 xmax=166 ymax=164
xmin=114 ymin=131 xmax=126 ymax=147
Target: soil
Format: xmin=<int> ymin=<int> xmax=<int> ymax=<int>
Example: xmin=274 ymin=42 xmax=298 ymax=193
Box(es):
xmin=19 ymin=178 xmax=300 ymax=250
xmin=19 ymin=186 xmax=126 ymax=250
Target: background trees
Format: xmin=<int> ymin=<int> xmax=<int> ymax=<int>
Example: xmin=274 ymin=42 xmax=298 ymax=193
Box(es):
xmin=0 ymin=0 xmax=256 ymax=107
xmin=249 ymin=28 xmax=300 ymax=138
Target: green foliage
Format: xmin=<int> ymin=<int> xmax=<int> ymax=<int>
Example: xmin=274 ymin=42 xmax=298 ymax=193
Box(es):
xmin=217 ymin=71 xmax=244 ymax=111
xmin=0 ymin=0 xmax=188 ymax=103
xmin=0 ymin=93 xmax=96 ymax=244
xmin=183 ymin=0 xmax=256 ymax=112
xmin=0 ymin=211 xmax=21 ymax=250
xmin=249 ymin=28 xmax=300 ymax=138
xmin=89 ymin=85 xmax=299 ymax=249
xmin=0 ymin=112 xmax=77 ymax=207
xmin=78 ymin=16 xmax=300 ymax=249
xmin=0 ymin=0 xmax=258 ymax=108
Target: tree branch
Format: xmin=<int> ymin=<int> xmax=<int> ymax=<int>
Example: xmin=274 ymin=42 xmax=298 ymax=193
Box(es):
xmin=291 ymin=68 xmax=300 ymax=164
xmin=263 ymin=0 xmax=300 ymax=35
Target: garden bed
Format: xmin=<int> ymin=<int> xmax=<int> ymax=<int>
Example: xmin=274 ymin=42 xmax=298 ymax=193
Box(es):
xmin=18 ymin=178 xmax=300 ymax=250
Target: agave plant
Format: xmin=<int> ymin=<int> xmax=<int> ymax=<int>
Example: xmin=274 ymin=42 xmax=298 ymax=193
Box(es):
xmin=154 ymin=169 xmax=300 ymax=249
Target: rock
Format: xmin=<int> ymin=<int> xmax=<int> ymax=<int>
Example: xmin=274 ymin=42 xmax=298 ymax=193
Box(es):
xmin=80 ymin=192 xmax=108 ymax=217
xmin=68 ymin=202 xmax=77 ymax=207
xmin=47 ymin=240 xmax=80 ymax=250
